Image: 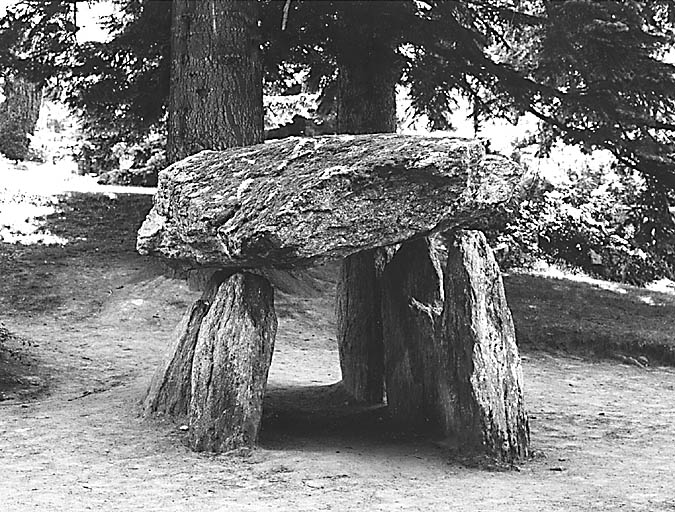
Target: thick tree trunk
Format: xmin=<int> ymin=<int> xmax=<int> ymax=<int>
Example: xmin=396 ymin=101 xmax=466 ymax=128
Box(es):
xmin=336 ymin=249 xmax=385 ymax=403
xmin=334 ymin=2 xmax=399 ymax=134
xmin=334 ymin=3 xmax=400 ymax=401
xmin=167 ymin=0 xmax=262 ymax=163
xmin=0 ymin=75 xmax=42 ymax=161
xmin=440 ymin=230 xmax=529 ymax=461
xmin=143 ymin=271 xmax=232 ymax=418
xmin=335 ymin=45 xmax=397 ymax=134
xmin=188 ymin=272 xmax=277 ymax=452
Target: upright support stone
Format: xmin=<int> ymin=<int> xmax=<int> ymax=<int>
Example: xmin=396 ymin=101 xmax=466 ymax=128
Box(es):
xmin=380 ymin=237 xmax=444 ymax=427
xmin=440 ymin=230 xmax=529 ymax=461
xmin=336 ymin=250 xmax=385 ymax=403
xmin=143 ymin=270 xmax=232 ymax=418
xmin=188 ymin=272 xmax=277 ymax=452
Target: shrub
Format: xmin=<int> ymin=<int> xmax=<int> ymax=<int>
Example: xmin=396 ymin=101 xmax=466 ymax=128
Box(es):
xmin=490 ymin=159 xmax=675 ymax=286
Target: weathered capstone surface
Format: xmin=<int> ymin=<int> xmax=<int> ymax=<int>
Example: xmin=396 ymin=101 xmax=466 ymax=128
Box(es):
xmin=188 ymin=272 xmax=277 ymax=452
xmin=137 ymin=134 xmax=528 ymax=269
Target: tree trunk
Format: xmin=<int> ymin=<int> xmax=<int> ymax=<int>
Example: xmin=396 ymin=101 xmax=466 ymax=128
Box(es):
xmin=334 ymin=3 xmax=400 ymax=401
xmin=188 ymin=272 xmax=277 ymax=452
xmin=335 ymin=2 xmax=399 ymax=134
xmin=440 ymin=230 xmax=529 ymax=461
xmin=143 ymin=271 xmax=232 ymax=418
xmin=167 ymin=0 xmax=263 ymax=163
xmin=0 ymin=75 xmax=42 ymax=161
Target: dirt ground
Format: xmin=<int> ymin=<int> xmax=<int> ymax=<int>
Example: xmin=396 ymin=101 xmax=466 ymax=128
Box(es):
xmin=2 ymin=170 xmax=675 ymax=511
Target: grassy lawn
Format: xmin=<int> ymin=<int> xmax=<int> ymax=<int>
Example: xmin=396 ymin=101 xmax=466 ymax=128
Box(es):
xmin=505 ymin=268 xmax=675 ymax=365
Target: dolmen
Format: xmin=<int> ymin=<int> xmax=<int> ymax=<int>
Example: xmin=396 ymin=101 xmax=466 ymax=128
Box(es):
xmin=137 ymin=134 xmax=531 ymax=462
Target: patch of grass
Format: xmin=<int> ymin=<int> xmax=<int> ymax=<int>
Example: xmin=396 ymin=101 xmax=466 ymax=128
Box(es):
xmin=0 ymin=192 xmax=154 ymax=316
xmin=505 ymin=270 xmax=675 ymax=365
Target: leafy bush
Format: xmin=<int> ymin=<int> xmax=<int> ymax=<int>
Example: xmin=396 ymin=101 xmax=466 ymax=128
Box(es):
xmin=0 ymin=122 xmax=30 ymax=161
xmin=491 ymin=159 xmax=675 ymax=285
xmin=76 ymin=123 xmax=166 ymax=185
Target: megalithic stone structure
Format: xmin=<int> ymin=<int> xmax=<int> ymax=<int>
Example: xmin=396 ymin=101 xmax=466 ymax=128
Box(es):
xmin=138 ymin=134 xmax=532 ymax=460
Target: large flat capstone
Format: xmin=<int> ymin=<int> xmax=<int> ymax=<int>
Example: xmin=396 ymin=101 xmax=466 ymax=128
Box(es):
xmin=137 ymin=134 xmax=529 ymax=268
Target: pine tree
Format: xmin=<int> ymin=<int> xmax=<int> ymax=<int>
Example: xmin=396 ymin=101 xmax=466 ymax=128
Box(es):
xmin=4 ymin=1 xmax=675 ymax=187
xmin=263 ymin=0 xmax=675 ymax=187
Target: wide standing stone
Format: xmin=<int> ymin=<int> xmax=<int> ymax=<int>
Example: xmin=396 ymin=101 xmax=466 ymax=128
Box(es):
xmin=137 ymin=134 xmax=530 ymax=269
xmin=188 ymin=272 xmax=277 ymax=452
xmin=380 ymin=237 xmax=445 ymax=426
xmin=143 ymin=271 xmax=233 ymax=418
xmin=440 ymin=230 xmax=529 ymax=461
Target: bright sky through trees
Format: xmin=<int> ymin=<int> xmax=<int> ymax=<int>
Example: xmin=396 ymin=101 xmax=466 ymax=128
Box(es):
xmin=0 ymin=0 xmax=114 ymax=42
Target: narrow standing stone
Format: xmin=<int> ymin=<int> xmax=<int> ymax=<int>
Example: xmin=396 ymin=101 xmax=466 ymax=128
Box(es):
xmin=336 ymin=250 xmax=385 ymax=403
xmin=188 ymin=272 xmax=277 ymax=452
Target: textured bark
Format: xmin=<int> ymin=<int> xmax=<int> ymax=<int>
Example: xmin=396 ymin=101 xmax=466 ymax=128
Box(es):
xmin=380 ymin=237 xmax=445 ymax=426
xmin=336 ymin=250 xmax=385 ymax=403
xmin=188 ymin=272 xmax=277 ymax=452
xmin=440 ymin=230 xmax=529 ymax=461
xmin=0 ymin=75 xmax=42 ymax=134
xmin=137 ymin=135 xmax=529 ymax=269
xmin=334 ymin=2 xmax=399 ymax=135
xmin=143 ymin=271 xmax=232 ymax=418
xmin=168 ymin=0 xmax=262 ymax=163
xmin=0 ymin=75 xmax=42 ymax=161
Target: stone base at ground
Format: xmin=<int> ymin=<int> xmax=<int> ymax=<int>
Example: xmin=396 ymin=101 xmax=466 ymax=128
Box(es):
xmin=336 ymin=250 xmax=385 ymax=403
xmin=440 ymin=230 xmax=530 ymax=460
xmin=188 ymin=272 xmax=277 ymax=452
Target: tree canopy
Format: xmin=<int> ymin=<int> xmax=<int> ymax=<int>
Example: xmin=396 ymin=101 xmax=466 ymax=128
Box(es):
xmin=3 ymin=0 xmax=675 ymax=186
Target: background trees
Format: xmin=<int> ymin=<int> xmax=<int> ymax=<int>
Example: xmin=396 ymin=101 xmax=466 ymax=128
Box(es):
xmin=5 ymin=1 xmax=675 ymax=183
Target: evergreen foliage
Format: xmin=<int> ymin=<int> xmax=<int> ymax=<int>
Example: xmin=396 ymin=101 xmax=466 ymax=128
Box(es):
xmin=489 ymin=160 xmax=675 ymax=284
xmin=4 ymin=1 xmax=675 ymax=185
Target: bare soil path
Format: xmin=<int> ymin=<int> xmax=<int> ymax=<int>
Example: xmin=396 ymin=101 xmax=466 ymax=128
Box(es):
xmin=1 ymin=172 xmax=675 ymax=511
